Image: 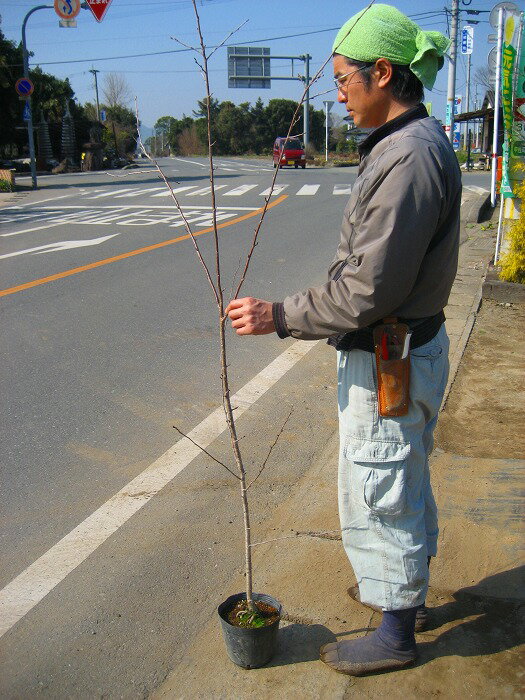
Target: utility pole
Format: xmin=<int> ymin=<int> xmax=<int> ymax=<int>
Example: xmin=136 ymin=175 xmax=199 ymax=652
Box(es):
xmin=465 ymin=50 xmax=472 ymax=163
xmin=446 ymin=0 xmax=459 ymax=144
xmin=302 ymin=54 xmax=311 ymax=146
xmin=89 ymin=68 xmax=101 ymax=122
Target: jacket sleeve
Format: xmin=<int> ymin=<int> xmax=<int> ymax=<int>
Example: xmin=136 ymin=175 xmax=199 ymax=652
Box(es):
xmin=281 ymin=144 xmax=446 ymax=340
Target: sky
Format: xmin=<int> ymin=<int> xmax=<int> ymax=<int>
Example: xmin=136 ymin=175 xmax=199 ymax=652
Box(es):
xmin=0 ymin=0 xmax=505 ymax=131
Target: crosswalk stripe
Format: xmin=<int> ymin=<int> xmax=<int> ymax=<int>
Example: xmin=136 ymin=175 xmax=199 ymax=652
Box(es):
xmin=86 ymin=188 xmax=138 ymax=199
xmin=296 ymin=184 xmax=320 ymax=196
xmin=464 ymin=185 xmax=489 ymax=195
xmin=223 ymin=184 xmax=258 ymax=196
xmin=114 ymin=186 xmax=167 ymax=198
xmin=187 ymin=185 xmax=228 ymax=196
xmin=150 ymin=186 xmax=198 ymax=197
xmin=333 ymin=185 xmax=352 ymax=195
xmin=259 ymin=185 xmax=288 ymax=197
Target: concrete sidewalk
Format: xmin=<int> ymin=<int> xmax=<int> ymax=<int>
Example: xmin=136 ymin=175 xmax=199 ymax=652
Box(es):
xmin=153 ymin=195 xmax=524 ymax=698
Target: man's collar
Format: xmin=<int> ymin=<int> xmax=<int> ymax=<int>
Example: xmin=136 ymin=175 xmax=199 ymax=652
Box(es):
xmin=358 ymin=103 xmax=429 ymax=158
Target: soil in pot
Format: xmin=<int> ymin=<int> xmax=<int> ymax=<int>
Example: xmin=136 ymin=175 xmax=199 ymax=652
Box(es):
xmin=226 ymin=599 xmax=280 ymax=629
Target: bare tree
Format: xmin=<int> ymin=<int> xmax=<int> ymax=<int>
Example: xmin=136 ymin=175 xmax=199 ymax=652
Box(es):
xmin=474 ymin=66 xmax=494 ymax=93
xmin=103 ymin=72 xmax=132 ymax=109
xmin=135 ymin=0 xmax=373 ymax=618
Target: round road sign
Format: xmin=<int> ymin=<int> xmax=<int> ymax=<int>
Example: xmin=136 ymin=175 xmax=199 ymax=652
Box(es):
xmin=15 ymin=77 xmax=34 ymax=97
xmin=54 ymin=0 xmax=81 ymax=20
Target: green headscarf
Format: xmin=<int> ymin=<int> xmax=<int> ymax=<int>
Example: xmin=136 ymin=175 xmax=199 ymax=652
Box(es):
xmin=332 ymin=4 xmax=450 ymax=90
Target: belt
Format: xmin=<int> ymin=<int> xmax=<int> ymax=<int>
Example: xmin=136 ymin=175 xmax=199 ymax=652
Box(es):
xmin=327 ymin=310 xmax=445 ymax=353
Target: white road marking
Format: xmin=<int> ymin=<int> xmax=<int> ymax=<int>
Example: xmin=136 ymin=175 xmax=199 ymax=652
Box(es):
xmin=296 ymin=184 xmax=320 ymax=196
xmin=223 ymin=184 xmax=258 ymax=196
xmin=173 ymin=157 xmax=207 ymax=168
xmin=150 ymin=186 xmax=198 ymax=197
xmin=86 ymin=187 xmax=144 ymax=199
xmin=0 ymin=234 xmax=119 ymax=259
xmin=1 ymin=194 xmax=72 ymax=210
xmin=463 ymin=185 xmax=489 ymax=195
xmin=186 ymin=184 xmax=228 ymax=196
xmin=0 ymin=339 xmax=319 ymax=638
xmin=259 ymin=185 xmax=288 ymax=197
xmin=113 ymin=186 xmax=167 ymax=198
xmin=333 ymin=184 xmax=352 ymax=195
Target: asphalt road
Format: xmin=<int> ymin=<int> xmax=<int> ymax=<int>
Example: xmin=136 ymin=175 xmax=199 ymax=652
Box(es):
xmin=0 ymin=158 xmax=491 ymax=697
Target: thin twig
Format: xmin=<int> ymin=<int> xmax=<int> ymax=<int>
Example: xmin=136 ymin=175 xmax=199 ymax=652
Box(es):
xmin=247 ymin=407 xmax=293 ymax=490
xmin=231 ymin=0 xmax=376 ymax=300
xmin=208 ymin=19 xmax=249 ymax=60
xmin=173 ymin=425 xmax=240 ymax=480
xmin=134 ymin=98 xmax=220 ymax=306
xmin=170 ymin=35 xmax=198 ymax=51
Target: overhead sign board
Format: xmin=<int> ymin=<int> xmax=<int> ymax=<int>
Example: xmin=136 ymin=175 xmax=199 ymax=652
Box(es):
xmin=86 ymin=0 xmax=113 ymax=22
xmin=228 ymin=46 xmax=271 ymax=89
xmin=15 ymin=77 xmax=34 ymax=97
xmin=461 ymin=26 xmax=474 ymax=54
xmin=54 ymin=0 xmax=81 ymax=21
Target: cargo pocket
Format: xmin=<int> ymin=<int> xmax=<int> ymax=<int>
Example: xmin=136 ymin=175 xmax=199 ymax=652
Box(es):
xmin=343 ymin=437 xmax=411 ymax=516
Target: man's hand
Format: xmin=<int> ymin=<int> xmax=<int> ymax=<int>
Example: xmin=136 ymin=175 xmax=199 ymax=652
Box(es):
xmin=225 ymin=297 xmax=275 ymax=335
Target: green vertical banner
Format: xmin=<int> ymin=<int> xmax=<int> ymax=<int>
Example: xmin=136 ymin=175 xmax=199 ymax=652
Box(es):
xmin=511 ymin=21 xmax=525 ymax=164
xmin=500 ymin=12 xmax=521 ymax=198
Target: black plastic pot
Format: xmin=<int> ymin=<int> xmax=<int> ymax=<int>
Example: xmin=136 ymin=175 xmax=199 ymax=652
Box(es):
xmin=218 ymin=592 xmax=282 ymax=669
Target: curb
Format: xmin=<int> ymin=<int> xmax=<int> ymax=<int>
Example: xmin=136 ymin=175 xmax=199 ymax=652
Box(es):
xmin=482 ymin=265 xmax=525 ymax=303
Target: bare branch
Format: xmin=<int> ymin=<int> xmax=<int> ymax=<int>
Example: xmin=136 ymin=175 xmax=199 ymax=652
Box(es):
xmin=170 ymin=34 xmax=197 ymax=51
xmin=172 ymin=425 xmax=240 ymax=480
xmin=134 ymin=97 xmax=220 ymax=306
xmin=208 ymin=19 xmax=249 ymax=60
xmin=247 ymin=407 xmax=293 ymax=490
xmin=232 ymin=1 xmax=376 ymax=300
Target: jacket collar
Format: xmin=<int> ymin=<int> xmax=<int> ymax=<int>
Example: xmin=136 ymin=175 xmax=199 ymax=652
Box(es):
xmin=358 ymin=103 xmax=429 ymax=158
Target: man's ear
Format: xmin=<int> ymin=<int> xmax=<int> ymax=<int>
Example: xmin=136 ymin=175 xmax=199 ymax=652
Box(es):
xmin=374 ymin=58 xmax=394 ymax=89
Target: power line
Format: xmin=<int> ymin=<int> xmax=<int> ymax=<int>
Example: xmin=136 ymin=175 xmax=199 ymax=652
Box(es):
xmin=11 ymin=12 xmax=449 ymax=68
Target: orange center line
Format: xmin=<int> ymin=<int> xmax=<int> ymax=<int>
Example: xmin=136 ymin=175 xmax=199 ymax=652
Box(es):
xmin=0 ymin=195 xmax=288 ymax=298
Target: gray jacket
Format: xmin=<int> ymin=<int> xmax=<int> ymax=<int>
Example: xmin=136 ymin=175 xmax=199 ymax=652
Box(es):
xmin=273 ymin=105 xmax=461 ymax=341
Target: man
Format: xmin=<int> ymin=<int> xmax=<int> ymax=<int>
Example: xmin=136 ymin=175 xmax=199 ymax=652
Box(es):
xmin=226 ymin=4 xmax=460 ymax=675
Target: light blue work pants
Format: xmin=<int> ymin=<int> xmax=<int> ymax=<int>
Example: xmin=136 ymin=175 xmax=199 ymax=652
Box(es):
xmin=337 ymin=324 xmax=449 ymax=611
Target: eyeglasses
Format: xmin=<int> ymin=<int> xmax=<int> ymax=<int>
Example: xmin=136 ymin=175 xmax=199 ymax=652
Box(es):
xmin=332 ymin=65 xmax=368 ymax=91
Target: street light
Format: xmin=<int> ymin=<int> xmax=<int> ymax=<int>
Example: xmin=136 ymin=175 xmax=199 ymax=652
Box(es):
xmin=21 ymin=2 xmax=89 ymax=189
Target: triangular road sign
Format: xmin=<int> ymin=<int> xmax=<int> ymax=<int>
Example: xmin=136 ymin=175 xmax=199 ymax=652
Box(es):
xmin=86 ymin=0 xmax=113 ymax=22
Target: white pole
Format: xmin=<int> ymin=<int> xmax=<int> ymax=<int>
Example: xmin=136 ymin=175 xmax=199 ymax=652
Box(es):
xmin=325 ymin=104 xmax=329 ymax=162
xmin=446 ymin=0 xmax=459 ymax=144
xmin=494 ymin=195 xmax=505 ymax=263
xmin=491 ymin=8 xmax=505 ymax=208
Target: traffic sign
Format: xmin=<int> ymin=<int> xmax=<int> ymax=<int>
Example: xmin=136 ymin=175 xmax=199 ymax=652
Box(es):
xmin=23 ymin=102 xmax=31 ymax=122
xmin=54 ymin=0 xmax=81 ymax=21
xmin=461 ymin=26 xmax=474 ymax=55
xmin=100 ymin=109 xmax=107 ymax=122
xmin=86 ymin=0 xmax=113 ymax=22
xmin=15 ymin=77 xmax=34 ymax=97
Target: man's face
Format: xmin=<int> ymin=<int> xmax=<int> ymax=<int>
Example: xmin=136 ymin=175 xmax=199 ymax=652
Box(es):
xmin=333 ymin=54 xmax=386 ymax=129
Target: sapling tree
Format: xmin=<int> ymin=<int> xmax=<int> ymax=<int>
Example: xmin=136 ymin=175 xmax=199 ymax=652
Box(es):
xmin=135 ymin=0 xmax=371 ymax=619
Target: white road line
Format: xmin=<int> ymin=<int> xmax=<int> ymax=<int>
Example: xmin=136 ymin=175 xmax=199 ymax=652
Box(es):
xmin=186 ymin=185 xmax=228 ymax=196
xmin=296 ymin=184 xmax=320 ymax=196
xmin=1 ymin=195 xmax=72 ymax=210
xmin=1 ymin=220 xmax=74 ymax=237
xmin=150 ymin=186 xmax=198 ymax=198
xmin=173 ymin=157 xmax=207 ymax=168
xmin=86 ymin=188 xmax=139 ymax=199
xmin=0 ymin=339 xmax=318 ymax=639
xmin=259 ymin=185 xmax=288 ymax=197
xmin=333 ymin=184 xmax=352 ymax=195
xmin=463 ymin=185 xmax=489 ymax=195
xmin=114 ymin=186 xmax=167 ymax=198
xmin=223 ymin=184 xmax=258 ymax=196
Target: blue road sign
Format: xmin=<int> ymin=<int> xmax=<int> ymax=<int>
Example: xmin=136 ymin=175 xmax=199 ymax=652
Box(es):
xmin=23 ymin=102 xmax=31 ymax=122
xmin=15 ymin=77 xmax=34 ymax=97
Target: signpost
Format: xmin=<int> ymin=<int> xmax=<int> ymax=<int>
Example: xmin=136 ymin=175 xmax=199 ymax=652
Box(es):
xmin=461 ymin=25 xmax=474 ymax=55
xmin=86 ymin=0 xmax=113 ymax=22
xmin=227 ymin=46 xmax=312 ymax=145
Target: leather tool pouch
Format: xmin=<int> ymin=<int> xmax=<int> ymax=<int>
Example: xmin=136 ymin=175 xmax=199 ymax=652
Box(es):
xmin=373 ymin=318 xmax=410 ymax=417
